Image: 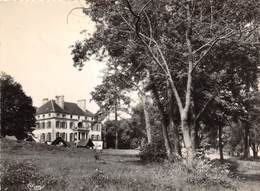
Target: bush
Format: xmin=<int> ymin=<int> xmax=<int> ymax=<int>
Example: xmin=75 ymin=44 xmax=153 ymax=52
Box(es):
xmin=139 ymin=141 xmax=167 ymax=162
xmin=186 ymin=159 xmax=238 ymax=188
xmin=154 ymin=159 xmax=238 ymax=190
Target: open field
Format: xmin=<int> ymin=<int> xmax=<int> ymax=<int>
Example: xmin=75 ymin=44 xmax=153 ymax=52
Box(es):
xmin=0 ymin=139 xmax=259 ymax=191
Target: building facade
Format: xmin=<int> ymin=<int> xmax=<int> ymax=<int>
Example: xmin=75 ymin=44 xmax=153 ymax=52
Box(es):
xmin=33 ymin=96 xmax=102 ymax=149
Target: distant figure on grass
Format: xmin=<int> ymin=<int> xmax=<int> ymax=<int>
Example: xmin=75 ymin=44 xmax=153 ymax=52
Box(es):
xmin=87 ymin=138 xmax=94 ymax=149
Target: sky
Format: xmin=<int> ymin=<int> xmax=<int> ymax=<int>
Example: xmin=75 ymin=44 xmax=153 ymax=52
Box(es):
xmin=0 ymin=0 xmax=105 ymax=112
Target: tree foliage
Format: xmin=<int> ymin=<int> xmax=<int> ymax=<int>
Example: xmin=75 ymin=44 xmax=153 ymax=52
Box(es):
xmin=1 ymin=72 xmax=36 ymax=139
xmin=71 ymin=0 xmax=260 ymax=162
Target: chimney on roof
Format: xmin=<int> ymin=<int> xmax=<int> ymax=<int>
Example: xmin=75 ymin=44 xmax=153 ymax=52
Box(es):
xmin=77 ymin=99 xmax=86 ymax=111
xmin=55 ymin=95 xmax=64 ymax=109
xmin=42 ymin=98 xmax=49 ymax=105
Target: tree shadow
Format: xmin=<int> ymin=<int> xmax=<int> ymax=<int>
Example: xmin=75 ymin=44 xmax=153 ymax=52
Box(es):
xmin=238 ymin=173 xmax=260 ymax=181
xmin=226 ymin=158 xmax=260 ymax=182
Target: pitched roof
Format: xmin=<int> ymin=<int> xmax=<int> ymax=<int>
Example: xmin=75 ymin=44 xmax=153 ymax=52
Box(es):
xmin=85 ymin=109 xmax=95 ymax=117
xmin=64 ymin=102 xmax=86 ymax=116
xmin=36 ymin=100 xmax=94 ymax=117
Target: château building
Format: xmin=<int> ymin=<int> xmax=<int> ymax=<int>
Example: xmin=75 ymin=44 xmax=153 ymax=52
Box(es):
xmin=33 ymin=96 xmax=102 ymax=149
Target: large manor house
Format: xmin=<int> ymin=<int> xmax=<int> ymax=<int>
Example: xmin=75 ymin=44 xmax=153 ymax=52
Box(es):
xmin=33 ymin=96 xmax=102 ymax=149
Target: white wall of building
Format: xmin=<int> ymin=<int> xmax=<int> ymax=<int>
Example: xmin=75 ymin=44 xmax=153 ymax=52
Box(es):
xmin=33 ymin=112 xmax=102 ymax=148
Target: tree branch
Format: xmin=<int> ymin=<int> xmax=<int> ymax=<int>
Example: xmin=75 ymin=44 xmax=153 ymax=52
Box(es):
xmin=191 ymin=30 xmax=235 ymax=74
xmin=67 ymin=7 xmax=87 ymax=24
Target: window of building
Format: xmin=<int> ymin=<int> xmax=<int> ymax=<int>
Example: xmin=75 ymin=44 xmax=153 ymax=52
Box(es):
xmin=57 ymin=113 xmax=60 ymax=117
xmin=42 ymin=122 xmax=45 ymax=128
xmin=48 ymin=113 xmax=51 ymax=117
xmin=56 ymin=121 xmax=60 ymax=128
xmin=41 ymin=133 xmax=45 ymax=142
xmin=78 ymin=122 xmax=82 ymax=128
xmin=47 ymin=133 xmax=51 ymax=142
xmin=91 ymin=134 xmax=94 ymax=140
xmin=96 ymin=135 xmax=100 ymax=141
xmin=47 ymin=121 xmax=51 ymax=128
xmin=56 ymin=132 xmax=60 ymax=138
xmin=70 ymin=122 xmax=74 ymax=129
xmin=62 ymin=114 xmax=66 ymax=118
xmin=70 ymin=115 xmax=73 ymax=119
xmin=61 ymin=122 xmax=66 ymax=128
xmin=74 ymin=133 xmax=77 ymax=141
xmin=70 ymin=133 xmax=74 ymax=142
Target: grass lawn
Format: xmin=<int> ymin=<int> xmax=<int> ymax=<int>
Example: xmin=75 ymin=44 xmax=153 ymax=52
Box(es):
xmin=0 ymin=138 xmax=259 ymax=191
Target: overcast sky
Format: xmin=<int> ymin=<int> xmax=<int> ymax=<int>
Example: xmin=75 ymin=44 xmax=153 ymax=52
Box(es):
xmin=0 ymin=0 xmax=105 ymax=112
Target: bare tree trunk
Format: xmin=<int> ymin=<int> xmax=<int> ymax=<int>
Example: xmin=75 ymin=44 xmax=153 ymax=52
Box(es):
xmin=219 ymin=125 xmax=224 ymax=161
xmin=139 ymin=77 xmax=152 ymax=144
xmin=139 ymin=89 xmax=152 ymax=144
xmin=168 ymin=83 xmax=181 ymax=156
xmin=251 ymin=142 xmax=258 ymax=159
xmin=115 ymin=131 xmax=118 ymax=149
xmin=181 ymin=0 xmax=194 ymax=165
xmin=181 ymin=116 xmax=194 ymax=165
xmin=150 ymin=82 xmax=173 ymax=158
xmin=115 ymin=98 xmax=118 ymax=149
xmin=162 ymin=121 xmax=173 ymax=157
xmin=169 ymin=118 xmax=182 ymax=156
xmin=243 ymin=123 xmax=250 ymax=159
xmin=193 ymin=122 xmax=200 ymax=150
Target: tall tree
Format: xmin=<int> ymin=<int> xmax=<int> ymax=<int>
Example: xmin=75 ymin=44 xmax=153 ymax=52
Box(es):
xmin=91 ymin=61 xmax=131 ymax=149
xmin=71 ymin=0 xmax=259 ymax=163
xmin=0 ymin=72 xmax=36 ymax=140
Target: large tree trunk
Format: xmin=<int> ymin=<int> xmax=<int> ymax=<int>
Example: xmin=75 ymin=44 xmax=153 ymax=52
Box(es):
xmin=181 ymin=116 xmax=194 ymax=165
xmin=219 ymin=125 xmax=224 ymax=161
xmin=162 ymin=121 xmax=173 ymax=157
xmin=169 ymin=118 xmax=182 ymax=156
xmin=168 ymin=84 xmax=181 ymax=156
xmin=115 ymin=98 xmax=118 ymax=149
xmin=150 ymin=83 xmax=173 ymax=158
xmin=243 ymin=122 xmax=250 ymax=159
xmin=191 ymin=117 xmax=200 ymax=150
xmin=251 ymin=142 xmax=258 ymax=159
xmin=115 ymin=131 xmax=118 ymax=149
xmin=140 ymin=93 xmax=152 ymax=144
xmin=193 ymin=123 xmax=200 ymax=149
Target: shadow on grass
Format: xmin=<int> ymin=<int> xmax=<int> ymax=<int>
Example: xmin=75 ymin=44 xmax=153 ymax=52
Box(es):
xmin=238 ymin=174 xmax=260 ymax=181
xmin=225 ymin=158 xmax=260 ymax=182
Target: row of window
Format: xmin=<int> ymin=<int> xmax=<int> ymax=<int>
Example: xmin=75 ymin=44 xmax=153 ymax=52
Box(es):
xmin=39 ymin=132 xmax=101 ymax=142
xmin=36 ymin=121 xmax=100 ymax=131
xmin=37 ymin=113 xmax=93 ymax=121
